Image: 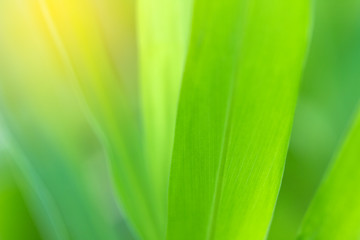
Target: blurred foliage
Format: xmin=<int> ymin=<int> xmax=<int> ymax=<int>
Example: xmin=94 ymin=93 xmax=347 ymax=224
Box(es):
xmin=0 ymin=0 xmax=359 ymax=239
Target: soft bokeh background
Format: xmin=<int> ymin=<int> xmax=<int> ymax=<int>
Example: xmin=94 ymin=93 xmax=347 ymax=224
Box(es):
xmin=0 ymin=0 xmax=359 ymax=239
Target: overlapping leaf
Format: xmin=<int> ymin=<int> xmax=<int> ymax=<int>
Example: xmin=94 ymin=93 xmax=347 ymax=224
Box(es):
xmin=298 ymin=106 xmax=360 ymax=240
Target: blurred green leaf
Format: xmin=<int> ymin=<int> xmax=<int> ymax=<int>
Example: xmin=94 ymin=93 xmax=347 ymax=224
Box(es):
xmin=137 ymin=0 xmax=192 ymax=232
xmin=167 ymin=0 xmax=310 ymax=239
xmin=298 ymin=106 xmax=360 ymax=240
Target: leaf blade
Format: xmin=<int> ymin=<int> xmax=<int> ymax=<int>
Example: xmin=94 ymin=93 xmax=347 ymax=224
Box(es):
xmin=167 ymin=0 xmax=310 ymax=239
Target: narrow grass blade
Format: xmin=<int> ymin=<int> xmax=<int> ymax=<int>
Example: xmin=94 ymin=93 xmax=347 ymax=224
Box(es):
xmin=167 ymin=0 xmax=310 ymax=239
xmin=137 ymin=0 xmax=192 ymax=232
xmin=298 ymin=106 xmax=360 ymax=240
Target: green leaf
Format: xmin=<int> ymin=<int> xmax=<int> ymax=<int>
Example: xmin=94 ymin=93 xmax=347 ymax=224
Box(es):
xmin=298 ymin=106 xmax=360 ymax=240
xmin=167 ymin=0 xmax=310 ymax=239
xmin=137 ymin=0 xmax=192 ymax=232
